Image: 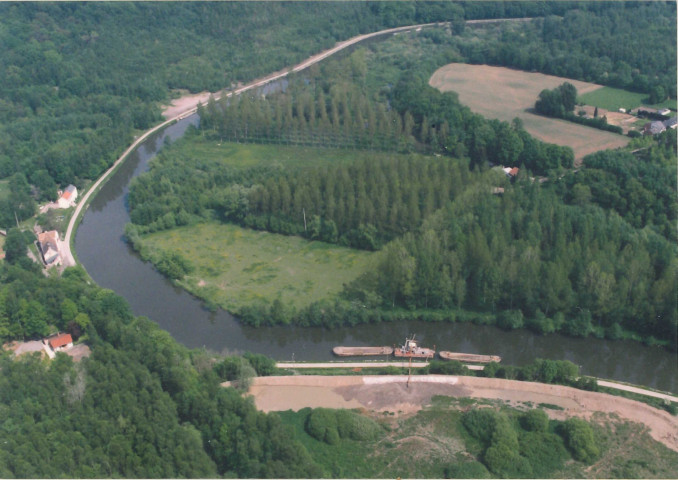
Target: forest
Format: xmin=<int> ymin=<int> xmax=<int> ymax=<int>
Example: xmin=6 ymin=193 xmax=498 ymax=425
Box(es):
xmin=1 ymin=2 xmax=677 ymax=477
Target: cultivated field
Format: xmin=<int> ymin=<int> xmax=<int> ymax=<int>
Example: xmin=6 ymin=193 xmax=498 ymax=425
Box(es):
xmin=429 ymin=64 xmax=630 ymax=161
xmin=142 ymin=222 xmax=374 ymax=311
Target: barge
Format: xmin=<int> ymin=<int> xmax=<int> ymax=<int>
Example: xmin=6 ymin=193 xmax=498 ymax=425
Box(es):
xmin=438 ymin=351 xmax=501 ymax=363
xmin=393 ymin=335 xmax=435 ymax=359
xmin=332 ymin=346 xmax=394 ymax=356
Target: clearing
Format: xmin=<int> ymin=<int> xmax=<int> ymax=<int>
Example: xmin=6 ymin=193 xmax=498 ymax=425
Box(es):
xmin=578 ymin=86 xmax=677 ymax=112
xmin=429 ymin=64 xmax=629 ymax=161
xmin=142 ymin=222 xmax=374 ymax=311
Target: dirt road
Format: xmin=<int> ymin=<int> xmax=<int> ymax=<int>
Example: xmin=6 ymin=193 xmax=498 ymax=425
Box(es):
xmin=248 ymin=375 xmax=678 ymax=452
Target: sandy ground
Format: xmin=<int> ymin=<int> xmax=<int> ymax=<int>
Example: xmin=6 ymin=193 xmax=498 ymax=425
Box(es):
xmin=248 ymin=375 xmax=678 ymax=452
xmin=429 ymin=64 xmax=629 ymax=161
xmin=161 ymin=91 xmax=213 ymax=119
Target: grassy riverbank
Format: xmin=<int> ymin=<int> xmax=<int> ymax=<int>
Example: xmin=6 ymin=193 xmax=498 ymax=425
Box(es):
xmin=141 ymin=221 xmax=374 ymax=312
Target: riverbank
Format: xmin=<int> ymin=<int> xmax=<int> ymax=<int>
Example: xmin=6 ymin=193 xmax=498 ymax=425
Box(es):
xmin=248 ymin=375 xmax=678 ymax=453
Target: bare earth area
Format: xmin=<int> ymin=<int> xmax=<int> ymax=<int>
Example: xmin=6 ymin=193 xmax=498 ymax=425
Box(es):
xmin=161 ymin=91 xmax=213 ymax=119
xmin=248 ymin=375 xmax=678 ymax=452
xmin=429 ymin=64 xmax=629 ymax=161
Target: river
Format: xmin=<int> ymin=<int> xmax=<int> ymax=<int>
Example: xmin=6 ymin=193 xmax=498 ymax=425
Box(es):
xmin=73 ymin=114 xmax=677 ymax=393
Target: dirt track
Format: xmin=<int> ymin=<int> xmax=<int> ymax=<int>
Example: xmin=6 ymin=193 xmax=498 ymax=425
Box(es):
xmin=249 ymin=375 xmax=678 ymax=452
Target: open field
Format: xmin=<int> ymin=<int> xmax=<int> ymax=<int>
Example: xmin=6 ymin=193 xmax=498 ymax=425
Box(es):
xmin=579 ymin=86 xmax=677 ymax=112
xmin=429 ymin=64 xmax=629 ymax=161
xmin=142 ymin=222 xmax=374 ymax=311
xmin=168 ymin=133 xmax=432 ymax=170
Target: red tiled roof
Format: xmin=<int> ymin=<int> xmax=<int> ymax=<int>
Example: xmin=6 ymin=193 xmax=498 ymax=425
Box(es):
xmin=61 ymin=190 xmax=72 ymax=200
xmin=49 ymin=333 xmax=73 ymax=349
xmin=509 ymin=167 xmax=520 ymax=176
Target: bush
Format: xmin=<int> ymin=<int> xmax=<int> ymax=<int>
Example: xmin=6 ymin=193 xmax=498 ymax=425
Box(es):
xmin=428 ymin=359 xmax=470 ymax=375
xmin=519 ymin=431 xmax=569 ymax=477
xmin=559 ymin=418 xmax=600 ymax=463
xmin=335 ymin=410 xmax=382 ymax=441
xmin=521 ymin=409 xmax=549 ymax=432
xmin=497 ymin=310 xmax=524 ymax=330
xmin=462 ymin=409 xmax=499 ymax=446
xmin=305 ymin=408 xmax=339 ymax=444
xmin=445 ymin=461 xmax=492 ymax=479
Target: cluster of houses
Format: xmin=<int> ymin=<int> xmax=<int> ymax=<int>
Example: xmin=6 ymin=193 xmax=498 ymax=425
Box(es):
xmin=643 ymin=116 xmax=677 ymax=136
xmin=636 ymin=107 xmax=677 ymax=136
xmin=32 ymin=185 xmax=78 ymax=268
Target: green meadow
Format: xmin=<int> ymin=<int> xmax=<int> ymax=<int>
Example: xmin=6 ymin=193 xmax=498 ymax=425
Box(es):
xmin=579 ymin=86 xmax=677 ymax=112
xmin=169 ymin=132 xmax=432 ymax=170
xmin=142 ymin=221 xmax=374 ymax=311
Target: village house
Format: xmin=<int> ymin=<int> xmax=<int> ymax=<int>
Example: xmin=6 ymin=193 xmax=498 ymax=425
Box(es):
xmin=45 ymin=333 xmax=73 ymax=353
xmin=58 ymin=184 xmax=78 ymax=209
xmin=658 ymin=108 xmax=671 ymax=117
xmin=662 ymin=116 xmax=677 ymax=130
xmin=502 ymin=166 xmax=520 ymax=179
xmin=643 ymin=121 xmax=666 ymax=136
xmin=37 ymin=230 xmax=61 ymax=266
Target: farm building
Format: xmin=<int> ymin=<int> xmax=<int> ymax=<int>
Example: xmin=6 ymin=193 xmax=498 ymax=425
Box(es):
xmin=58 ymin=185 xmax=78 ymax=209
xmin=658 ymin=108 xmax=671 ymax=116
xmin=502 ymin=166 xmax=520 ymax=178
xmin=37 ymin=230 xmax=61 ymax=265
xmin=643 ymin=121 xmax=666 ymax=136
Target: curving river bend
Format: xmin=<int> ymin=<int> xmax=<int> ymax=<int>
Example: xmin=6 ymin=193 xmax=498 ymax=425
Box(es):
xmin=73 ymin=114 xmax=677 ymax=393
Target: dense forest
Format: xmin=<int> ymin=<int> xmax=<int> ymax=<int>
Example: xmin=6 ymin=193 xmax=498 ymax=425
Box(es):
xmin=0 ymin=255 xmax=323 ymax=477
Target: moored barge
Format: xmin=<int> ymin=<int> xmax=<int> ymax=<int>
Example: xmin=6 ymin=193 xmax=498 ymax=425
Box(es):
xmin=438 ymin=351 xmax=501 ymax=363
xmin=393 ymin=335 xmax=435 ymax=359
xmin=332 ymin=346 xmax=394 ymax=356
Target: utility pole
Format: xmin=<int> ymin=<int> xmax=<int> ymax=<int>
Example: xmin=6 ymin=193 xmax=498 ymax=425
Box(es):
xmin=303 ymin=208 xmax=307 ymax=232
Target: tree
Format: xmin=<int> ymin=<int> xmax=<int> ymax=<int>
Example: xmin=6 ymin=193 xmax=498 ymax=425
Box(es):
xmin=560 ymin=418 xmax=599 ymax=463
xmin=3 ymin=228 xmax=28 ymax=264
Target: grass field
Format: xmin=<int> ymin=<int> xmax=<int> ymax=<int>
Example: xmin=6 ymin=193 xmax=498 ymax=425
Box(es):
xmin=142 ymin=221 xmax=374 ymax=311
xmin=579 ymin=86 xmax=677 ymax=112
xmin=170 ymin=133 xmax=429 ymax=170
xmin=429 ymin=63 xmax=629 ymax=160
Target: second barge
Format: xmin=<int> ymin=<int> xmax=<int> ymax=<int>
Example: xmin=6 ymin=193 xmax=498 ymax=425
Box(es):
xmin=332 ymin=346 xmax=394 ymax=356
xmin=439 ymin=351 xmax=502 ymax=363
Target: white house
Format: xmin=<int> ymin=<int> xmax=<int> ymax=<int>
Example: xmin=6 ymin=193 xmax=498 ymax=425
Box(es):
xmin=58 ymin=185 xmax=78 ymax=209
xmin=37 ymin=230 xmax=61 ymax=265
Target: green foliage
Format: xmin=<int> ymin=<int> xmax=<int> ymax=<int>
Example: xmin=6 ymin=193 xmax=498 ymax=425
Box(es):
xmin=520 ymin=409 xmax=549 ymax=432
xmin=305 ymin=408 xmax=339 ymax=444
xmin=560 ymin=418 xmax=600 ymax=463
xmin=445 ymin=461 xmax=492 ymax=479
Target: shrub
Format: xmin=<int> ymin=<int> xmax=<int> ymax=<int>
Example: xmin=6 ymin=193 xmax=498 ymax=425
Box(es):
xmin=335 ymin=410 xmax=382 ymax=441
xmin=560 ymin=418 xmax=600 ymax=463
xmin=521 ymin=409 xmax=549 ymax=432
xmin=445 ymin=461 xmax=492 ymax=479
xmin=497 ymin=310 xmax=524 ymax=330
xmin=305 ymin=408 xmax=339 ymax=444
xmin=519 ymin=431 xmax=569 ymax=477
xmin=462 ymin=409 xmax=499 ymax=446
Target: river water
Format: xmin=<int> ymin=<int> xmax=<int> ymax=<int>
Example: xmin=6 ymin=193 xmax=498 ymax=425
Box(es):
xmin=74 ymin=115 xmax=677 ymax=393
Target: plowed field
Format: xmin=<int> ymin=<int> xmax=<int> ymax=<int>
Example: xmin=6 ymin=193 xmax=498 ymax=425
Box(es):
xmin=429 ymin=64 xmax=629 ymax=162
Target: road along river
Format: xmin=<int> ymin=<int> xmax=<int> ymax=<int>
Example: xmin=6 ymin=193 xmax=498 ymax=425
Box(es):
xmin=73 ymin=23 xmax=677 ymax=394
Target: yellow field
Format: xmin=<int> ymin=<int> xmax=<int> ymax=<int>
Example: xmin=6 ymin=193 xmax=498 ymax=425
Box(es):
xmin=429 ymin=64 xmax=629 ymax=161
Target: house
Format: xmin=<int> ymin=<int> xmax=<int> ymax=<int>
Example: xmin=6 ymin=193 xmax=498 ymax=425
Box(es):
xmin=662 ymin=117 xmax=677 ymax=130
xmin=658 ymin=108 xmax=671 ymax=117
xmin=643 ymin=121 xmax=666 ymax=135
xmin=37 ymin=230 xmax=61 ymax=265
xmin=502 ymin=166 xmax=520 ymax=178
xmin=46 ymin=333 xmax=73 ymax=353
xmin=58 ymin=185 xmax=78 ymax=209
